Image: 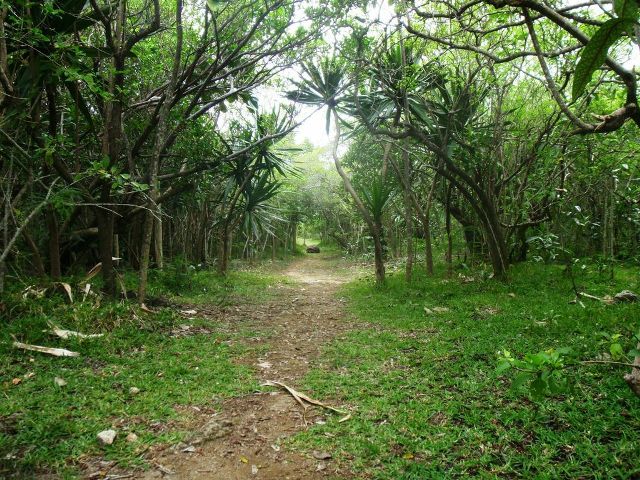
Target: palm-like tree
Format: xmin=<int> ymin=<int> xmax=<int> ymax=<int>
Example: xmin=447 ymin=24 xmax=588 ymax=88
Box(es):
xmin=288 ymin=58 xmax=389 ymax=284
xmin=216 ymin=109 xmax=294 ymax=274
xmin=362 ymin=44 xmax=509 ymax=279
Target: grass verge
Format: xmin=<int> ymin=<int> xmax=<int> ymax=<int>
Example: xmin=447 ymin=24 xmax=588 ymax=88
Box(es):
xmin=295 ymin=262 xmax=640 ymax=478
xmin=0 ymin=266 xmax=287 ymax=478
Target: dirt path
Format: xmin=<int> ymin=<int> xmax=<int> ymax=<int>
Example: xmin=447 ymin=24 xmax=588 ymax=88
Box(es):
xmin=138 ymin=254 xmax=356 ymax=480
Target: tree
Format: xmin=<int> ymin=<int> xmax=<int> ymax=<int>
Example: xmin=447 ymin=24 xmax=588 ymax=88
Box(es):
xmin=288 ymin=58 xmax=390 ymax=283
xmin=404 ymin=0 xmax=639 ymax=135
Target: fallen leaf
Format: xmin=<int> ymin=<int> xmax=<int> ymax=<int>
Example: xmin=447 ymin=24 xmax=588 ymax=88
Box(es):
xmin=54 ymin=377 xmax=67 ymax=387
xmin=49 ymin=325 xmax=103 ymax=340
xmin=239 ymin=456 xmax=249 ymax=464
xmin=22 ymin=285 xmax=46 ymax=299
xmin=432 ymin=306 xmax=450 ymax=313
xmin=155 ymin=463 xmax=174 ymax=475
xmin=81 ymin=263 xmax=102 ymax=284
xmin=56 ymin=282 xmax=73 ymax=303
xmin=82 ymin=283 xmax=92 ymax=300
xmin=262 ymin=380 xmax=346 ymax=414
xmin=13 ymin=341 xmax=80 ymax=357
xmin=12 ymin=378 xmax=21 ymax=385
xmin=140 ymin=304 xmax=155 ymax=314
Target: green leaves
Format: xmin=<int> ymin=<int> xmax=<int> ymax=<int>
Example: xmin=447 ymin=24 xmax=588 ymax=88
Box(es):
xmin=511 ymin=372 xmax=532 ymax=391
xmin=359 ymin=175 xmax=394 ymax=222
xmin=599 ymin=331 xmax=638 ymax=360
xmin=497 ymin=347 xmax=574 ymax=399
xmin=610 ymin=342 xmax=624 ymax=359
xmin=614 ymin=0 xmax=638 ymax=20
xmin=287 ymin=58 xmax=347 ymax=107
xmin=287 ymin=58 xmax=348 ymax=132
xmin=573 ymin=18 xmax=635 ymax=99
xmin=206 ymin=0 xmax=228 ymax=13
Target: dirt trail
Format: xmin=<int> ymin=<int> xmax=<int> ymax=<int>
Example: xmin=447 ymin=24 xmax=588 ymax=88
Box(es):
xmin=138 ymin=254 xmax=355 ymax=480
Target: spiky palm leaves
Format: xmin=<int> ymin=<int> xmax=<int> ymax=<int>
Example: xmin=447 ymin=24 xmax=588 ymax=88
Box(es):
xmin=360 ymin=176 xmax=394 ymax=224
xmin=287 ymin=57 xmax=349 ymax=133
xmin=221 ymin=109 xmax=294 ymax=242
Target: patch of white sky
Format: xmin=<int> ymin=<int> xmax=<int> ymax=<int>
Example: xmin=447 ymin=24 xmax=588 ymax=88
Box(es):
xmin=252 ymin=1 xmax=397 ymax=151
xmin=295 ymin=1 xmax=396 ymax=148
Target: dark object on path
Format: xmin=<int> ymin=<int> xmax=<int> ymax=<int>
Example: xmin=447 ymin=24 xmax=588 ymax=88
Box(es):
xmin=614 ymin=290 xmax=638 ymax=303
xmin=306 ymin=245 xmax=320 ymax=253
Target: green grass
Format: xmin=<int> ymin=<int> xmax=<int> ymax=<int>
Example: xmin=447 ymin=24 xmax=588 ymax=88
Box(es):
xmin=0 ymin=266 xmax=288 ymax=478
xmin=4 ymin=257 xmax=640 ymax=478
xmin=147 ymin=261 xmax=291 ymax=305
xmin=294 ymin=262 xmax=640 ymax=479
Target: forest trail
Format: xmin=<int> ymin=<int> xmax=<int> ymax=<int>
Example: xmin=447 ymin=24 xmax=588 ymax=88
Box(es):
xmin=138 ymin=254 xmax=357 ymax=480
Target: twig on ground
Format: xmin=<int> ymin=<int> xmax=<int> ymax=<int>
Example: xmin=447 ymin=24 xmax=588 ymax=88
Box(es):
xmin=262 ymin=380 xmax=347 ymax=414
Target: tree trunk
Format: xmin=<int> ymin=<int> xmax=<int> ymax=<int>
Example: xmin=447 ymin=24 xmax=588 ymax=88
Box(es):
xmin=138 ymin=0 xmax=182 ymax=302
xmin=463 ymin=225 xmax=485 ymax=258
xmin=217 ymin=226 xmax=230 ymax=275
xmin=513 ymin=225 xmax=529 ymax=262
xmin=97 ymin=190 xmax=116 ymax=296
xmin=480 ymin=200 xmax=509 ymax=280
xmin=423 ymin=174 xmax=437 ymax=275
xmin=603 ymin=175 xmax=615 ymax=279
xmin=45 ymin=206 xmax=62 ymax=279
xmin=436 ymin=164 xmax=509 ymax=280
xmin=0 ymin=166 xmax=9 ymax=294
xmin=113 ymin=233 xmax=120 ymax=260
xmin=403 ymin=159 xmax=413 ymax=281
xmin=445 ymin=183 xmax=453 ymax=276
xmin=373 ymin=220 xmax=386 ymax=284
xmin=271 ymin=234 xmax=276 ymax=261
xmin=291 ymin=221 xmax=297 ymax=253
xmin=154 ymin=213 xmax=163 ymax=269
xmin=399 ymin=32 xmax=413 ymax=282
xmin=22 ymin=229 xmax=46 ymax=278
xmin=138 ymin=209 xmax=154 ymax=302
xmin=330 ymin=109 xmax=385 ymax=284
xmin=421 ymin=216 xmax=433 ymax=275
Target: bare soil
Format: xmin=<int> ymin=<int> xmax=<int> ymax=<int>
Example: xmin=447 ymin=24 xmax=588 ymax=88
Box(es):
xmin=134 ymin=254 xmax=357 ymax=480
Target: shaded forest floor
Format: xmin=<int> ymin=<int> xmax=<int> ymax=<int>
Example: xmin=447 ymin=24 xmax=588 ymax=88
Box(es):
xmin=1 ymin=252 xmax=365 ymax=479
xmin=1 ymin=254 xmax=640 ymax=478
xmin=135 ymin=253 xmax=363 ymax=480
